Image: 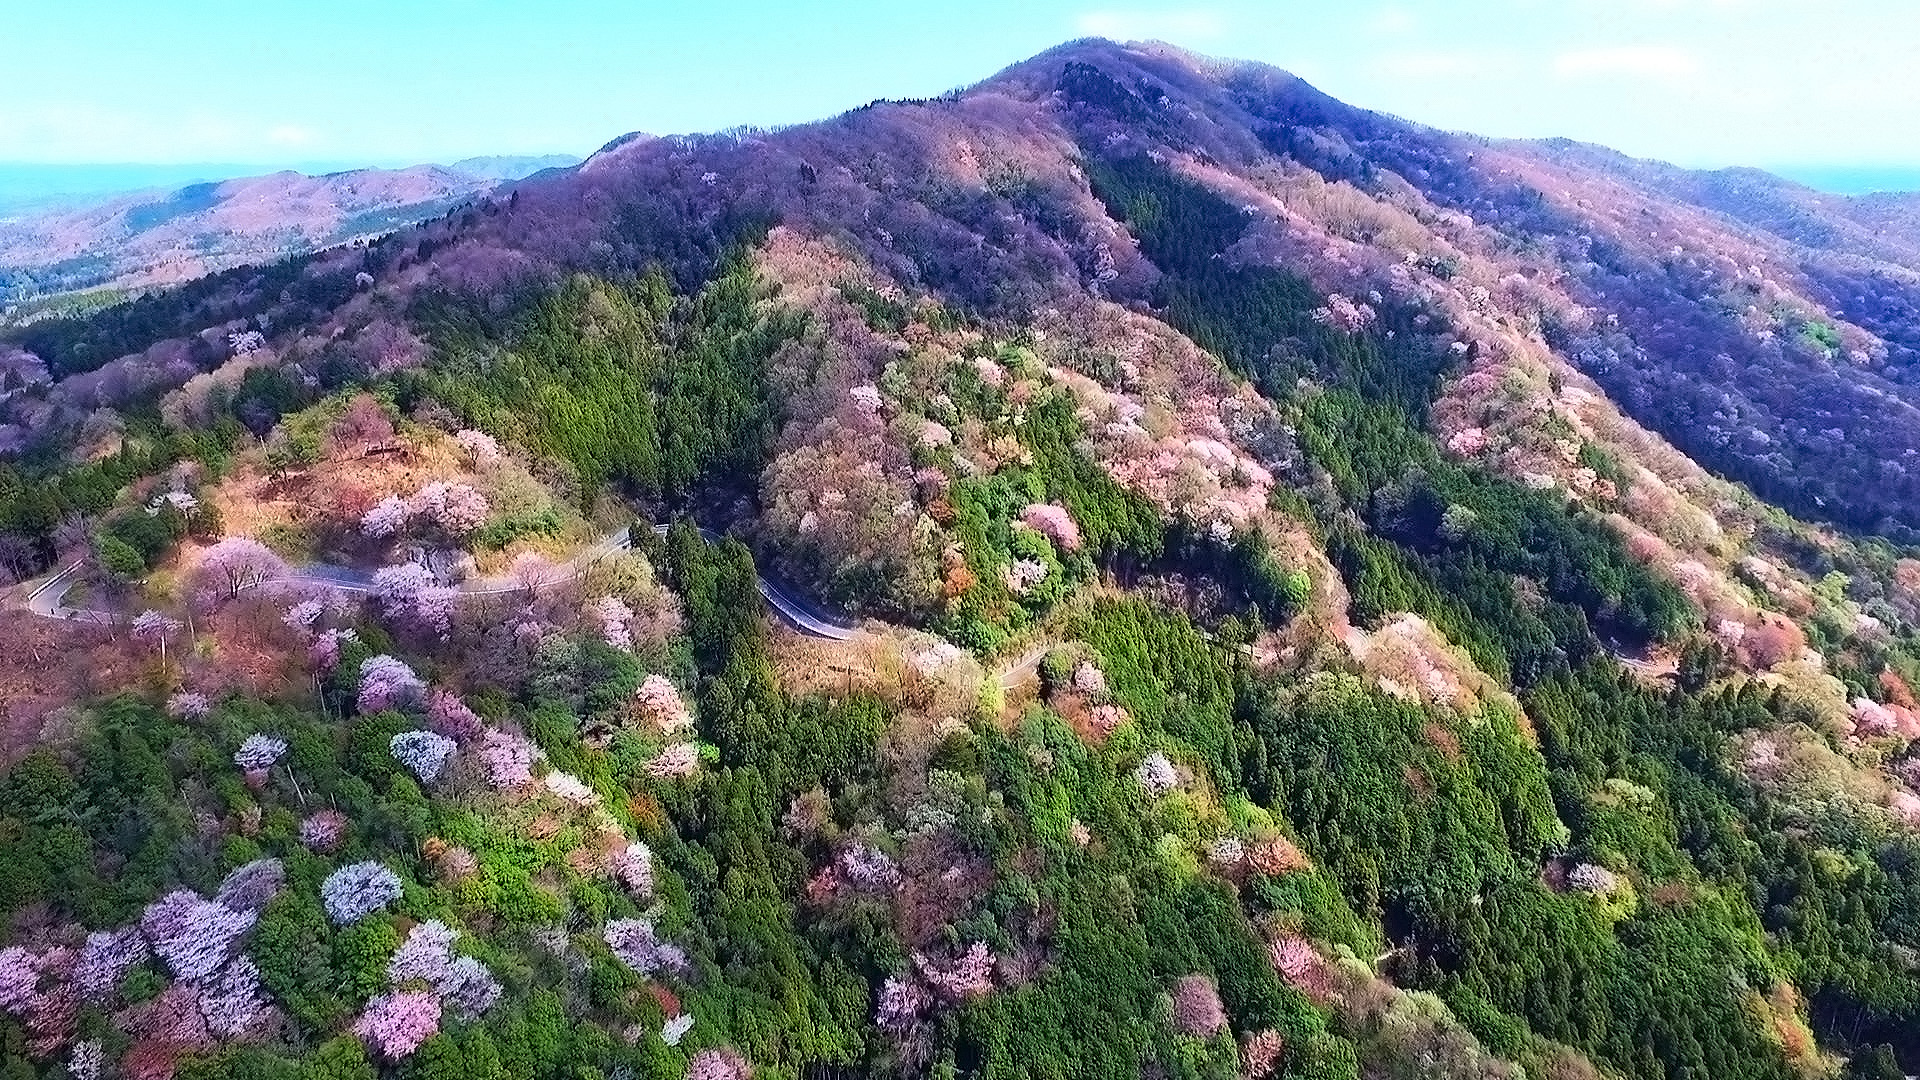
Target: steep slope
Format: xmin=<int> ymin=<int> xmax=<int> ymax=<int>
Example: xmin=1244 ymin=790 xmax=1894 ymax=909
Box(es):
xmin=0 ymin=156 xmax=579 ymax=305
xmin=3 ymin=37 xmax=1920 ymax=1080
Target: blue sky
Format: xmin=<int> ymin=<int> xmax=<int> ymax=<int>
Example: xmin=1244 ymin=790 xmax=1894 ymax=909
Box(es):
xmin=7 ymin=0 xmax=1917 ymax=174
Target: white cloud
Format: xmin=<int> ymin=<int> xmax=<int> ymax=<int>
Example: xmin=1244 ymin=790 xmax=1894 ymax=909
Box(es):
xmin=1552 ymin=45 xmax=1699 ymax=81
xmin=1075 ymin=9 xmax=1226 ymax=42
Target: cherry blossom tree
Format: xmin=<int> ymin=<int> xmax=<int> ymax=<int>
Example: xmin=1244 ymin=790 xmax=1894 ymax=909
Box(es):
xmin=837 ymin=842 xmax=900 ymax=892
xmin=661 ymin=1013 xmax=695 ymax=1045
xmin=455 ymin=428 xmax=501 ymax=466
xmin=299 ymin=810 xmax=349 ymax=853
xmin=914 ymin=942 xmax=994 ymax=1001
xmin=478 ymin=727 xmax=539 ymax=788
xmin=213 ymin=858 xmax=285 ymax=913
xmin=687 ymin=1047 xmax=753 ymax=1080
xmin=1170 ymin=974 xmax=1226 ymax=1037
xmin=611 ymin=843 xmax=654 ymax=898
xmin=139 ymin=891 xmax=256 ymax=983
xmin=390 ymin=730 xmax=458 ymax=783
xmin=68 ymin=1039 xmax=104 ymax=1080
xmin=646 ymin=742 xmax=700 ymax=778
xmin=192 ymin=537 xmax=287 ymax=604
xmin=282 ymin=599 xmax=325 ymax=633
xmin=386 ymin=920 xmax=501 ymax=1020
xmin=77 ymin=927 xmax=149 ymax=1002
xmin=542 ymin=771 xmax=598 ymax=806
xmin=197 ymin=956 xmax=269 ymax=1040
xmin=233 ymin=734 xmax=287 ymax=787
xmin=603 ymin=919 xmax=686 ymax=976
xmin=361 ymin=496 xmax=412 ymax=540
xmin=1018 ymin=503 xmax=1082 ymax=551
xmin=310 ymin=628 xmax=356 ymax=672
xmin=166 ymin=693 xmax=211 ymax=721
xmin=1568 ymin=863 xmax=1621 ymax=894
xmin=635 ymin=675 xmax=694 ymax=732
xmin=328 ymin=393 xmax=396 ymax=456
xmin=0 ymin=944 xmax=78 ymax=1056
xmin=1241 ymin=1029 xmax=1284 ymax=1079
xmin=425 ymin=690 xmax=484 ymax=742
xmin=321 ymin=862 xmax=403 ymax=925
xmin=1071 ymin=660 xmax=1108 ymax=699
xmin=1269 ymin=936 xmax=1331 ymax=1001
xmin=592 ymin=595 xmax=635 ymax=650
xmin=130 ymin=610 xmax=183 ymax=651
xmin=1135 ymin=752 xmax=1177 ymax=796
xmin=358 ymin=655 xmax=426 ymax=714
xmin=874 ymin=974 xmax=930 ymax=1033
xmin=415 ymin=481 xmax=489 ymax=536
xmin=353 ymin=990 xmax=440 ymax=1061
xmin=510 ymin=551 xmax=557 ymax=594
xmin=371 ymin=564 xmax=456 ymax=637
xmin=120 ymin=982 xmax=211 ymax=1080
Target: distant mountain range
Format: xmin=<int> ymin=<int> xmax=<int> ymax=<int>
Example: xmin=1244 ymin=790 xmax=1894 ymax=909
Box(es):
xmin=0 ymin=155 xmax=578 ymax=304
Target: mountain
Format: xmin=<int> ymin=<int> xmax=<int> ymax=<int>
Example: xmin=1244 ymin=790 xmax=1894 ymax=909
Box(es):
xmin=0 ymin=155 xmax=581 ymax=306
xmin=446 ymin=155 xmax=581 ymax=182
xmin=3 ymin=38 xmax=1920 ymax=1080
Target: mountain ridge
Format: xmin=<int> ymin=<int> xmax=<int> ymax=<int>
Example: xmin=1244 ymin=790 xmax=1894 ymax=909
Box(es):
xmin=0 ymin=155 xmax=581 ymax=306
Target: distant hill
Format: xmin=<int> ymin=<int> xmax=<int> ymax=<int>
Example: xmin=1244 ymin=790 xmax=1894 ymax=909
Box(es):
xmin=447 ymin=154 xmax=580 ymax=181
xmin=0 ymin=155 xmax=579 ymax=303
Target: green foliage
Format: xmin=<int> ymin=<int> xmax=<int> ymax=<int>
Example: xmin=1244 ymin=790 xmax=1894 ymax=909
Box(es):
xmin=470 ymin=506 xmax=563 ymax=551
xmin=413 ymin=257 xmax=803 ymax=506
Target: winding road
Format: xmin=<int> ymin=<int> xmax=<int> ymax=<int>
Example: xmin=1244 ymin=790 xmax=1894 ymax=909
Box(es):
xmin=17 ymin=525 xmax=1086 ymax=690
xmin=21 ymin=523 xmax=862 ymax=642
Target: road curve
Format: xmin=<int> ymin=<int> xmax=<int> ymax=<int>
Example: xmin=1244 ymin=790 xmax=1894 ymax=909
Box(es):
xmin=640 ymin=524 xmax=859 ymax=641
xmin=997 ymin=643 xmax=1051 ymax=690
xmin=19 ymin=522 xmax=862 ymax=642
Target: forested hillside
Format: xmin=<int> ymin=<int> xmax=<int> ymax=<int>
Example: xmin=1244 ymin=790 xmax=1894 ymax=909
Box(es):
xmin=2 ymin=37 xmax=1920 ymax=1080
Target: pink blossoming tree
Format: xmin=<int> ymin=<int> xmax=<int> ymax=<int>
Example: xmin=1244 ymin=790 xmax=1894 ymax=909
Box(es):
xmin=358 ymin=655 xmax=426 ymax=714
xmin=353 ymin=990 xmax=440 ymax=1061
xmin=191 ymin=537 xmax=287 ymax=605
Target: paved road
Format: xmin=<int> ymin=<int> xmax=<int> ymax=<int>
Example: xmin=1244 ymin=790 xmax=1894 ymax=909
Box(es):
xmin=20 ymin=522 xmax=861 ymax=642
xmin=641 ymin=524 xmax=859 ymax=641
xmin=24 ymin=562 xmax=112 ymax=625
xmin=997 ymin=643 xmax=1051 ymax=689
